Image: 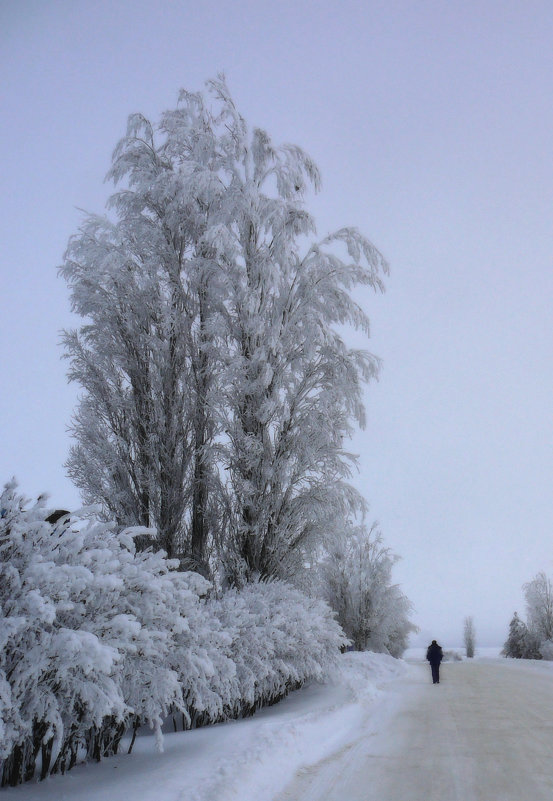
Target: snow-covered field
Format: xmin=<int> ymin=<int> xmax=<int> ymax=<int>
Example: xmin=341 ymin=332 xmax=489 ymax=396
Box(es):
xmin=1 ymin=652 xmax=406 ymax=801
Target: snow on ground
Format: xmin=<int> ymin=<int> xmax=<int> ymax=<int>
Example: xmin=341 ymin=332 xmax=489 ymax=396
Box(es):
xmin=275 ymin=653 xmax=553 ymax=801
xmin=1 ymin=652 xmax=406 ymax=801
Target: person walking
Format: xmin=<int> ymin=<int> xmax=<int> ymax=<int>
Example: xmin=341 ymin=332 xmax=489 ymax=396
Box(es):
xmin=426 ymin=639 xmax=443 ymax=684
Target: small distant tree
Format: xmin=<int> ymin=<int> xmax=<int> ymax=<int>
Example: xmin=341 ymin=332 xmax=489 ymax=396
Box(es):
xmin=502 ymin=606 xmax=542 ymax=660
xmin=463 ymin=616 xmax=475 ymax=658
xmin=502 ymin=612 xmax=528 ymax=658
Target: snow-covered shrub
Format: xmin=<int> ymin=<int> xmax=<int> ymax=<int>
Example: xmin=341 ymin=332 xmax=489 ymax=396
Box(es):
xmin=0 ymin=482 xmax=214 ymax=785
xmin=442 ymin=650 xmax=462 ymax=662
xmin=1 ymin=482 xmax=349 ymax=786
xmin=168 ymin=573 xmax=239 ymax=730
xmin=150 ymin=580 xmax=346 ymax=731
xmin=211 ymin=581 xmax=347 ymax=717
xmin=0 ymin=482 xmax=123 ymax=785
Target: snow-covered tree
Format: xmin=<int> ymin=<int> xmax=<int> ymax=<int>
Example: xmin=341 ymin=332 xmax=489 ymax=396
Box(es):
xmin=203 ymin=79 xmax=387 ymax=584
xmin=463 ymin=616 xmax=475 ymax=658
xmin=318 ymin=522 xmax=416 ymax=657
xmin=539 ymin=639 xmax=553 ymax=660
xmin=502 ymin=612 xmax=528 ymax=658
xmin=60 ymin=76 xmax=387 ymax=580
xmin=524 ymin=572 xmax=553 ymax=644
xmin=60 ymin=89 xmax=228 ymax=567
xmin=502 ymin=573 xmax=553 ymax=660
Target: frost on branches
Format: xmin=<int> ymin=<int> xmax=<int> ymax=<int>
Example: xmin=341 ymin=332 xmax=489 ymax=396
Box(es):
xmin=60 ymin=76 xmax=388 ymax=584
xmin=0 ymin=482 xmax=345 ymax=786
xmin=318 ymin=522 xmax=417 ymax=657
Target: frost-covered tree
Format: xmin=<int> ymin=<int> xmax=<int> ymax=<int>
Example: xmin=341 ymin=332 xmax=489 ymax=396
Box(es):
xmin=524 ymin=572 xmax=553 ymax=644
xmin=202 ymin=80 xmax=387 ymax=584
xmin=60 ymin=77 xmax=387 ymax=580
xmin=60 ymin=88 xmax=229 ymax=567
xmin=318 ymin=522 xmax=416 ymax=657
xmin=539 ymin=639 xmax=553 ymax=660
xmin=463 ymin=616 xmax=475 ymax=658
xmin=502 ymin=612 xmax=528 ymax=658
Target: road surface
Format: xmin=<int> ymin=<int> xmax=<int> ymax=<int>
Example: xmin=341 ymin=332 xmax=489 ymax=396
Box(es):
xmin=276 ymin=659 xmax=553 ymax=801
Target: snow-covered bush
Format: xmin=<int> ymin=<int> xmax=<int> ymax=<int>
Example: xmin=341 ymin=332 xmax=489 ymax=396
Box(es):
xmin=318 ymin=522 xmax=416 ymax=657
xmin=442 ymin=650 xmax=462 ymax=662
xmin=1 ymin=482 xmax=348 ymax=786
xmin=0 ymin=482 xmax=215 ymax=786
xmin=151 ymin=580 xmax=346 ymax=731
xmin=211 ymin=581 xmax=348 ymax=717
xmin=168 ymin=574 xmax=239 ymax=730
xmin=1 ymin=482 xmax=122 ymax=785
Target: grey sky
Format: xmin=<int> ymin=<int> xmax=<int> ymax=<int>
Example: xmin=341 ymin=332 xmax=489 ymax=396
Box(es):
xmin=2 ymin=0 xmax=553 ymax=646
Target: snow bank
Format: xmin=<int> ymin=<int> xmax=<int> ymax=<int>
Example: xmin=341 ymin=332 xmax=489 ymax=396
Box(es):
xmin=0 ymin=652 xmax=406 ymax=801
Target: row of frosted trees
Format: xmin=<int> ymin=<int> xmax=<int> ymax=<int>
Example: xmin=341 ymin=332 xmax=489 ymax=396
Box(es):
xmin=1 ymin=78 xmax=415 ymax=786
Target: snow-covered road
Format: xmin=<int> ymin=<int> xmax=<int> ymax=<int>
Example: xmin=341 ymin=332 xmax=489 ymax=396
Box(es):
xmin=277 ymin=658 xmax=553 ymax=801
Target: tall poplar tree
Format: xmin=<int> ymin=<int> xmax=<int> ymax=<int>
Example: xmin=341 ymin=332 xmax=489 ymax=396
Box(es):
xmin=61 ymin=77 xmax=387 ymax=578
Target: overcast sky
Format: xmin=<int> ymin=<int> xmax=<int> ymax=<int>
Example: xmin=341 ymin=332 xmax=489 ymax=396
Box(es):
xmin=3 ymin=0 xmax=553 ymax=647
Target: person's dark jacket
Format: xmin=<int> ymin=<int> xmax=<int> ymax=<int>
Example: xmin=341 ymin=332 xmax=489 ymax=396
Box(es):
xmin=426 ymin=642 xmax=443 ymax=665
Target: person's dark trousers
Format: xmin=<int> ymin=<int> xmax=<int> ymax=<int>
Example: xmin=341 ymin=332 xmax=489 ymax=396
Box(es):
xmin=431 ymin=663 xmax=440 ymax=684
